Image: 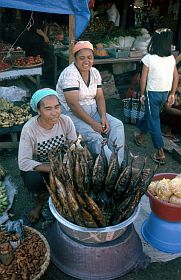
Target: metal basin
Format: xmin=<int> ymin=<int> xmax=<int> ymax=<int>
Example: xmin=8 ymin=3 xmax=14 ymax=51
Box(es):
xmin=49 ymin=197 xmax=140 ymax=243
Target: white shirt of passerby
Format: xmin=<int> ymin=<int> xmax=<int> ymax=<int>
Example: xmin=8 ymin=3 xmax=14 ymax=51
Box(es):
xmin=142 ymin=54 xmax=176 ymax=92
xmin=107 ymin=3 xmax=120 ymax=27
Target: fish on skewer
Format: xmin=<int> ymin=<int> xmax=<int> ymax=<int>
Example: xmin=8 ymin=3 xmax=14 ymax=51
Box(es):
xmin=115 ymin=155 xmax=145 ymax=203
xmin=82 ymin=142 xmax=94 ymax=170
xmin=83 ymin=192 xmax=106 ymax=227
xmin=65 ymin=181 xmax=85 ymax=226
xmin=111 ymin=164 xmax=159 ymax=224
xmin=80 ymin=154 xmax=92 ymax=194
xmin=81 ymin=208 xmax=98 ymax=228
xmin=73 ymin=150 xmax=85 ymax=194
xmin=54 ymin=175 xmax=74 ymax=222
xmin=92 ymin=141 xmax=108 ymax=194
xmin=113 ymin=152 xmax=138 ymax=198
xmin=73 ymin=186 xmax=98 ymax=227
xmin=105 ymin=141 xmax=121 ymax=195
xmin=43 ymin=178 xmax=63 ymax=214
xmin=63 ymin=149 xmax=75 ymax=180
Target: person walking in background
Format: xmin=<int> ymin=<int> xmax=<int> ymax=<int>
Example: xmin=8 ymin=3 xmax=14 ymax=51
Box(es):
xmin=134 ymin=28 xmax=179 ymax=164
xmin=56 ymin=41 xmax=125 ymax=166
xmin=104 ymin=0 xmax=120 ymax=34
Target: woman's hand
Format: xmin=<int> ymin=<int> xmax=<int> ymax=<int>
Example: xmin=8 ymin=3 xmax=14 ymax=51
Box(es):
xmin=140 ymin=95 xmax=145 ymax=104
xmin=90 ymin=121 xmax=106 ymax=133
xmin=101 ymin=117 xmax=109 ymax=134
xmin=167 ymin=94 xmax=175 ymax=106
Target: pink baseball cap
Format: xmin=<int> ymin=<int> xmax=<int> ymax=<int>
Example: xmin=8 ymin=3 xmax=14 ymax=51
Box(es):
xmin=72 ymin=41 xmax=93 ymax=55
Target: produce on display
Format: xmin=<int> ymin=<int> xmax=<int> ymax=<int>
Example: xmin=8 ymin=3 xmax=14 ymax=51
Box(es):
xmin=0 ymin=41 xmax=23 ymax=52
xmin=0 ymin=60 xmax=12 ymax=72
xmin=14 ymin=55 xmax=43 ymax=67
xmin=0 ymin=41 xmax=25 ymax=69
xmin=148 ymin=175 xmax=181 ymax=205
xmin=0 ymin=226 xmax=50 ymax=279
xmin=46 ymin=142 xmax=158 ymax=228
xmin=0 ymin=180 xmax=9 ymax=216
xmin=0 ymin=165 xmax=6 ymax=181
xmin=0 ymin=98 xmax=32 ymax=128
xmin=93 ymin=43 xmax=109 ymax=57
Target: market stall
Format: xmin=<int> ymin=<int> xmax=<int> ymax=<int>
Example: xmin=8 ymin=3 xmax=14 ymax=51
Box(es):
xmin=0 ymin=1 xmax=90 ymax=148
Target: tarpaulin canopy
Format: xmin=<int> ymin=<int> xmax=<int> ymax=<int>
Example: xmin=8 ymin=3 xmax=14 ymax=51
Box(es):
xmin=0 ymin=0 xmax=90 ymax=39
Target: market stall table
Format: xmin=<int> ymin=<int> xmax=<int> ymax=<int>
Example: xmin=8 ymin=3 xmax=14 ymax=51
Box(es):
xmin=0 ymin=125 xmax=23 ymax=149
xmin=0 ymin=67 xmax=42 ymax=89
xmin=53 ymin=51 xmax=143 ymax=84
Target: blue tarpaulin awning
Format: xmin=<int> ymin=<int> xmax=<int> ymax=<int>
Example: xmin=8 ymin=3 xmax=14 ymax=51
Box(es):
xmin=0 ymin=0 xmax=90 ymax=39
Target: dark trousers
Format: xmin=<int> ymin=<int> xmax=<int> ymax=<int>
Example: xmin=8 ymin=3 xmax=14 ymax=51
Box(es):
xmin=20 ymin=171 xmax=49 ymax=195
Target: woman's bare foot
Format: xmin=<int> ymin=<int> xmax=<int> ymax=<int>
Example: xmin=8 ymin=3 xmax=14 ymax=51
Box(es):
xmin=27 ymin=192 xmax=49 ymax=224
xmin=27 ymin=205 xmax=43 ymax=224
xmin=134 ymin=132 xmax=145 ymax=146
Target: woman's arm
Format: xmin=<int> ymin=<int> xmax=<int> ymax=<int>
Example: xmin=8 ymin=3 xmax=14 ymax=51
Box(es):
xmin=167 ymin=65 xmax=179 ymax=106
xmin=64 ymin=90 xmax=105 ymax=133
xmin=36 ymin=28 xmax=49 ymax=43
xmin=33 ymin=164 xmax=50 ymax=173
xmin=140 ymin=64 xmax=148 ymax=104
xmin=164 ymin=102 xmax=181 ymax=116
xmin=95 ymin=88 xmax=109 ymax=133
xmin=18 ymin=127 xmax=49 ymax=172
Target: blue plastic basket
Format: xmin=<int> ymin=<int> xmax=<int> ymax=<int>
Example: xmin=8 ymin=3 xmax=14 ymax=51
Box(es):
xmin=142 ymin=212 xmax=181 ymax=253
xmin=122 ymin=98 xmax=145 ymax=124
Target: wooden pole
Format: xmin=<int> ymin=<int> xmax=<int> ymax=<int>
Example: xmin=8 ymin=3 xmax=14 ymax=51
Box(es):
xmin=69 ymin=15 xmax=75 ymax=64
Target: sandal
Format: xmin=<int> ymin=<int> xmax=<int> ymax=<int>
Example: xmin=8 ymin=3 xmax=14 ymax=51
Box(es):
xmin=151 ymin=153 xmax=165 ymax=165
xmin=134 ymin=132 xmax=144 ymax=146
xmin=162 ymin=134 xmax=179 ymax=143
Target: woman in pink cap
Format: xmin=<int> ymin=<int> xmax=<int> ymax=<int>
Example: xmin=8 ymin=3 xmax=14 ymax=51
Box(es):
xmin=56 ymin=41 xmax=125 ymax=165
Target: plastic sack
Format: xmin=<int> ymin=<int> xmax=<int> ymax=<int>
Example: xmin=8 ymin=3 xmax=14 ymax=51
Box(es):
xmin=0 ymin=86 xmax=27 ymax=101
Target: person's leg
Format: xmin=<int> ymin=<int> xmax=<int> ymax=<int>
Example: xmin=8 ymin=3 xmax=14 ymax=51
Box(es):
xmin=65 ymin=104 xmax=115 ymax=163
xmin=20 ymin=171 xmax=49 ymax=223
xmin=105 ymin=113 xmax=125 ymax=165
xmin=146 ymin=91 xmax=168 ymax=160
xmin=134 ymin=101 xmax=149 ymax=146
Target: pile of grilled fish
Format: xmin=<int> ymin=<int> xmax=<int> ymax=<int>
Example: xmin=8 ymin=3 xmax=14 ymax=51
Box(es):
xmin=46 ymin=142 xmax=158 ymax=228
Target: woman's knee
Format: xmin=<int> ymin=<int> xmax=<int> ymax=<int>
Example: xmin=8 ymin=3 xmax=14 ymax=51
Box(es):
xmin=21 ymin=171 xmax=48 ymax=194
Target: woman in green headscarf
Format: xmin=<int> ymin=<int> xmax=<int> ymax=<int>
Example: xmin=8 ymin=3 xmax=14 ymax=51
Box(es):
xmin=18 ymin=88 xmax=77 ymax=224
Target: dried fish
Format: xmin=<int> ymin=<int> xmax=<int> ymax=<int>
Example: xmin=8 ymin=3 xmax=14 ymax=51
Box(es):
xmin=54 ymin=176 xmax=74 ymax=221
xmin=65 ymin=181 xmax=85 ymax=226
xmin=83 ymin=193 xmax=106 ymax=227
xmin=43 ymin=179 xmax=62 ymax=214
xmin=80 ymin=155 xmax=92 ymax=194
xmin=113 ymin=152 xmax=137 ymax=200
xmin=81 ymin=208 xmax=98 ymax=228
xmin=82 ymin=143 xmax=94 ymax=171
xmin=105 ymin=141 xmax=121 ymax=195
xmin=92 ymin=142 xmax=108 ymax=194
xmin=47 ymin=143 xmax=159 ymax=228
xmin=73 ymin=151 xmax=85 ymax=193
xmin=111 ymin=164 xmax=159 ymax=224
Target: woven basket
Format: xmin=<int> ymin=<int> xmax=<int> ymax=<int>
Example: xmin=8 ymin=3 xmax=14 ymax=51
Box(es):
xmin=122 ymin=98 xmax=145 ymax=124
xmin=25 ymin=226 xmax=50 ymax=280
xmin=0 ymin=226 xmax=50 ymax=280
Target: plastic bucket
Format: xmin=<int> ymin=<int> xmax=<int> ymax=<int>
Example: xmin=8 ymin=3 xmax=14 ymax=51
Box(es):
xmin=147 ymin=173 xmax=181 ymax=222
xmin=142 ymin=212 xmax=181 ymax=253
